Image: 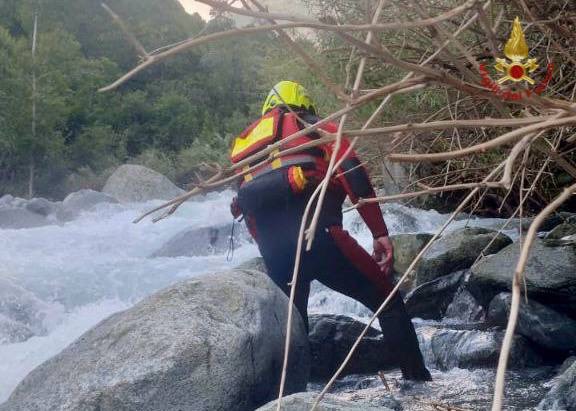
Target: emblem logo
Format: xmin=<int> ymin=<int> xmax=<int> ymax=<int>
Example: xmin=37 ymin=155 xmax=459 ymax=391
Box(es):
xmin=479 ymin=17 xmax=553 ymax=100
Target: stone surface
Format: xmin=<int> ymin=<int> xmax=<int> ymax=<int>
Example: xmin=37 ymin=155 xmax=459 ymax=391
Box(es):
xmin=404 ymin=271 xmax=464 ymax=320
xmin=546 ymin=222 xmax=576 ymax=241
xmin=151 ymin=223 xmax=249 ymax=258
xmin=416 ymin=227 xmax=512 ymax=285
xmin=467 ymin=239 xmax=576 ymax=318
xmin=391 ymin=233 xmax=433 ymax=290
xmin=444 ymin=288 xmax=485 ymax=323
xmin=102 ymin=164 xmax=184 ymax=202
xmin=24 ymin=197 xmax=59 ymax=217
xmin=487 ymin=292 xmax=576 ymax=352
xmin=0 ymin=270 xmax=310 ymax=411
xmin=0 ymin=278 xmax=52 ymax=341
xmin=539 ymin=360 xmax=576 ymax=411
xmin=57 ymin=189 xmax=119 ymax=221
xmin=0 ymin=314 xmax=34 ymax=344
xmin=256 ymin=392 xmax=391 ymax=411
xmin=308 ymin=314 xmax=392 ymax=380
xmin=0 ymin=208 xmax=49 ymax=229
xmin=416 ymin=325 xmax=541 ymax=370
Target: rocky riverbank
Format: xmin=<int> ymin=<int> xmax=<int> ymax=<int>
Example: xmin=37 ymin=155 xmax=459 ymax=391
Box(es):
xmin=1 ymin=164 xmax=575 ymax=410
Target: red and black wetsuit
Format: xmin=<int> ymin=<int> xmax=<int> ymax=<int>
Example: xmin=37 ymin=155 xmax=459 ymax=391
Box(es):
xmin=231 ymin=108 xmax=431 ymax=381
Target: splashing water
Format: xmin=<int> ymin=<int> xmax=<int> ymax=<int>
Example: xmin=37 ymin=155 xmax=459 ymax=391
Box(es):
xmin=0 ymin=191 xmax=527 ymax=403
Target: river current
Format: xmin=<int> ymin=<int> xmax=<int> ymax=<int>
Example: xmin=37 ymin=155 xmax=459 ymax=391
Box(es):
xmin=0 ymin=190 xmax=553 ymax=408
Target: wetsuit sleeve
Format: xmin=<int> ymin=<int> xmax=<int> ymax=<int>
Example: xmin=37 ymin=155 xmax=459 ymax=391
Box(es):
xmin=328 ymin=137 xmax=389 ymax=239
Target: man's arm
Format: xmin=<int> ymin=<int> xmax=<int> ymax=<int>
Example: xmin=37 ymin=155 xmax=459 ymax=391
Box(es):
xmin=328 ymin=137 xmax=394 ymax=274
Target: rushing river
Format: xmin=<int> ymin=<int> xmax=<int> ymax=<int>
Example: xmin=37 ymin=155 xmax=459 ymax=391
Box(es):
xmin=0 ymin=190 xmax=551 ymax=408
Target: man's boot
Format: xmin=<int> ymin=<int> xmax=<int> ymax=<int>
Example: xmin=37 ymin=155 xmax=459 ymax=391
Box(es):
xmin=378 ymin=292 xmax=432 ymax=381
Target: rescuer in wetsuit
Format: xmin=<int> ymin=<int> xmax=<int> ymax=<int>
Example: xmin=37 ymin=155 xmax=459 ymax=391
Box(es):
xmin=230 ymin=81 xmax=431 ymax=381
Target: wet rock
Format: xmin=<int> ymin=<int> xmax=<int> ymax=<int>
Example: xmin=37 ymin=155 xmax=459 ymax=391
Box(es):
xmin=487 ymin=292 xmax=576 ymax=353
xmin=539 ymin=360 xmax=576 ymax=410
xmin=416 ymin=325 xmax=541 ymax=370
xmin=540 ymin=212 xmax=576 ymax=232
xmin=102 ymin=164 xmax=184 ymax=202
xmin=151 ymin=223 xmax=249 ymax=258
xmin=467 ymin=239 xmax=576 ymax=318
xmin=57 ymin=190 xmax=119 ymax=221
xmin=391 ymin=233 xmax=433 ymax=289
xmin=256 ymin=392 xmax=391 ymax=411
xmin=0 ymin=278 xmax=54 ymax=344
xmin=237 ymin=256 xmax=267 ymax=273
xmin=404 ymin=271 xmax=464 ymax=320
xmin=0 ymin=208 xmax=49 ymax=229
xmin=0 ymin=314 xmax=34 ymax=344
xmin=416 ymin=227 xmax=512 ymax=285
xmin=25 ymin=197 xmax=60 ymax=217
xmin=444 ymin=288 xmax=485 ymax=323
xmin=308 ymin=314 xmax=392 ymax=380
xmin=546 ymin=222 xmax=576 ymax=241
xmin=0 ymin=270 xmax=310 ymax=411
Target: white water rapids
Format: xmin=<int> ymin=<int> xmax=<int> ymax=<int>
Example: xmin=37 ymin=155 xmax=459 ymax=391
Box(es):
xmin=0 ymin=190 xmax=522 ymax=403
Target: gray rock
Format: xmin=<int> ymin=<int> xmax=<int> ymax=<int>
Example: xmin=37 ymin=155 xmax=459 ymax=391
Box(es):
xmin=25 ymin=198 xmax=59 ymax=217
xmin=0 ymin=208 xmax=49 ymax=229
xmin=391 ymin=234 xmax=433 ymax=290
xmin=151 ymin=223 xmax=249 ymax=258
xmin=416 ymin=227 xmax=512 ymax=285
xmin=308 ymin=314 xmax=393 ymax=380
xmin=57 ymin=190 xmax=119 ymax=221
xmin=416 ymin=325 xmax=541 ymax=370
xmin=0 ymin=278 xmax=54 ymax=344
xmin=444 ymin=288 xmax=485 ymax=323
xmin=404 ymin=271 xmax=464 ymax=320
xmin=0 ymin=278 xmax=57 ymax=341
xmin=539 ymin=360 xmax=576 ymax=410
xmin=102 ymin=164 xmax=184 ymax=202
xmin=256 ymin=392 xmax=391 ymax=411
xmin=487 ymin=292 xmax=576 ymax=352
xmin=237 ymin=257 xmax=267 ymax=273
xmin=63 ymin=189 xmax=117 ymax=211
xmin=546 ymin=223 xmax=576 ymax=241
xmin=0 ymin=314 xmax=34 ymax=344
xmin=467 ymin=239 xmax=576 ymax=318
xmin=0 ymin=270 xmax=310 ymax=411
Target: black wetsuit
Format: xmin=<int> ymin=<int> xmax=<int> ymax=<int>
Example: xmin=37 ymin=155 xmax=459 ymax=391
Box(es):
xmin=233 ymin=109 xmax=431 ymax=381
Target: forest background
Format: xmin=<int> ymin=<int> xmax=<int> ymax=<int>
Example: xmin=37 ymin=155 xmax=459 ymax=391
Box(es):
xmin=0 ymin=0 xmax=574 ymax=215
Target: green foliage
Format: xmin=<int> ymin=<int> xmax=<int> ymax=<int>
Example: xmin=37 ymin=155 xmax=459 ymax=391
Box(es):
xmin=0 ymin=1 xmax=273 ymax=198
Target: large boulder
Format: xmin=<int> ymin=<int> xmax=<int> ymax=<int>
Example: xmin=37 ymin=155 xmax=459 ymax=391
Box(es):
xmin=0 ymin=270 xmax=310 ymax=411
xmin=390 ymin=233 xmax=432 ymax=290
xmin=404 ymin=271 xmax=464 ymax=320
xmin=415 ymin=227 xmax=512 ymax=285
xmin=24 ymin=197 xmax=60 ymax=217
xmin=0 ymin=208 xmax=49 ymax=229
xmin=467 ymin=239 xmax=576 ymax=318
xmin=308 ymin=314 xmax=393 ymax=380
xmin=416 ymin=325 xmax=541 ymax=370
xmin=57 ymin=189 xmax=119 ymax=221
xmin=487 ymin=292 xmax=576 ymax=353
xmin=546 ymin=222 xmax=576 ymax=241
xmin=102 ymin=164 xmax=184 ymax=202
xmin=0 ymin=277 xmax=53 ymax=343
xmin=444 ymin=288 xmax=485 ymax=323
xmin=256 ymin=392 xmax=392 ymax=411
xmin=539 ymin=360 xmax=576 ymax=410
xmin=151 ymin=224 xmax=249 ymax=258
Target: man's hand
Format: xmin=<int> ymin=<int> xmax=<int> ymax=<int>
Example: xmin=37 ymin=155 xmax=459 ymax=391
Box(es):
xmin=373 ymin=236 xmax=394 ymax=276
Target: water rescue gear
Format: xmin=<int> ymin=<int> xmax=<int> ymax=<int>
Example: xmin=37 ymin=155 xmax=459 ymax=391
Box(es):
xmin=261 ymin=80 xmax=317 ymax=116
xmin=228 ymin=100 xmax=431 ymax=381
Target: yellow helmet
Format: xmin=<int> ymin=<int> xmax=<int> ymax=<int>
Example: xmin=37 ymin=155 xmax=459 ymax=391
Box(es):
xmin=261 ymin=81 xmax=317 ymax=116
